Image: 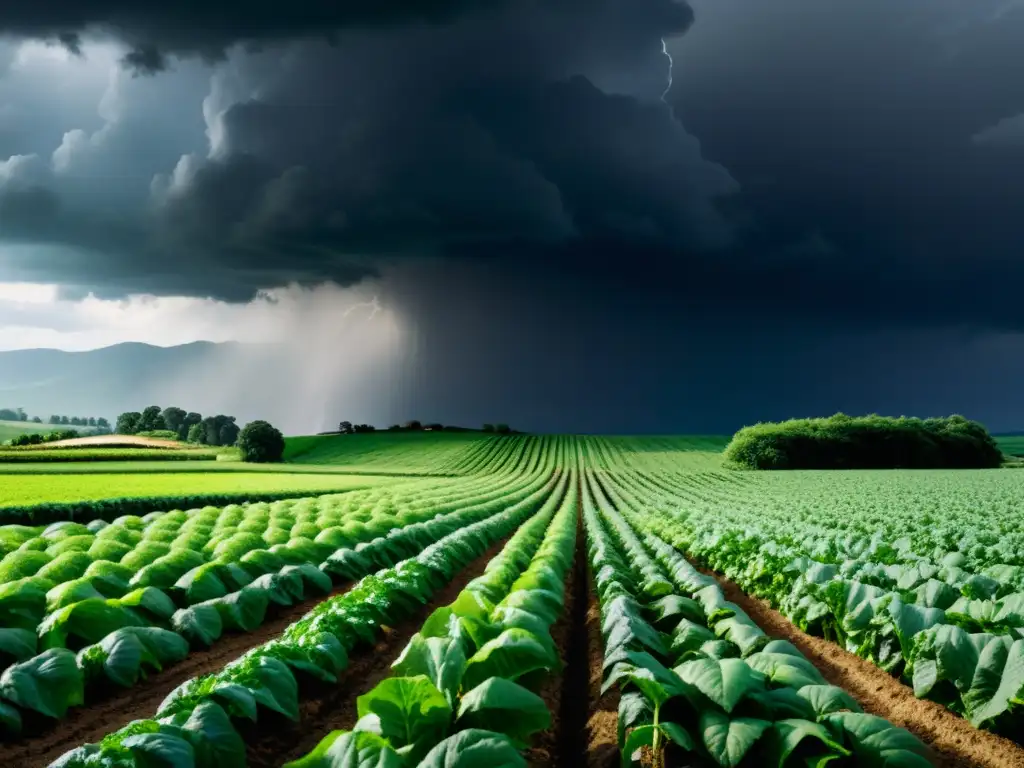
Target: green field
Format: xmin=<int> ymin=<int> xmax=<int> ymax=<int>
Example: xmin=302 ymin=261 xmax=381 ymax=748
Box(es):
xmin=0 ymin=419 xmax=46 ymax=443
xmin=0 ymin=471 xmax=399 ymax=508
xmin=5 ymin=432 xmax=1024 ymax=767
xmin=996 ymin=434 xmax=1024 ymax=456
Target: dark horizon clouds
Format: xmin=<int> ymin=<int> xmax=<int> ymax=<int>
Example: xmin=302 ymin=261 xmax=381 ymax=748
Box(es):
xmin=2 ymin=1 xmax=1024 ymax=430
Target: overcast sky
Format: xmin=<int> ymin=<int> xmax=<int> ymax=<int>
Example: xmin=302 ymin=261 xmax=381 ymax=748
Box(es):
xmin=1 ymin=0 xmax=1023 ymax=432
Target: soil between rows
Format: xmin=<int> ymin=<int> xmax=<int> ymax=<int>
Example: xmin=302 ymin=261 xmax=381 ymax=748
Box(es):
xmin=242 ymin=539 xmax=508 ymax=768
xmin=696 ymin=563 xmax=1024 ymax=768
xmin=526 ymin=506 xmax=588 ymax=768
xmin=1 ymin=580 xmax=362 ymax=768
xmin=585 ymin=582 xmax=619 ymax=768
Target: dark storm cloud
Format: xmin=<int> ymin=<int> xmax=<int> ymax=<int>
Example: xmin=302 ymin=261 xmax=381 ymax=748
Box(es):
xmin=0 ymin=1 xmax=742 ymax=300
xmin=666 ymin=0 xmax=1024 ymax=329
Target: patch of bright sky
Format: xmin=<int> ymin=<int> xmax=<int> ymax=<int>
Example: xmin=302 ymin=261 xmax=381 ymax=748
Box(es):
xmin=0 ymin=281 xmax=391 ymax=351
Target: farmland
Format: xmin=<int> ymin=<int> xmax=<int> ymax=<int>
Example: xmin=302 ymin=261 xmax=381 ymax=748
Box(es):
xmin=1 ymin=434 xmax=1023 ymax=766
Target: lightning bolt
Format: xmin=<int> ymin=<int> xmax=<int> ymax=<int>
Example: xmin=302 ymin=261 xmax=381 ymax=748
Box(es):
xmin=661 ymin=38 xmax=674 ymax=103
xmin=341 ymin=296 xmax=382 ymax=320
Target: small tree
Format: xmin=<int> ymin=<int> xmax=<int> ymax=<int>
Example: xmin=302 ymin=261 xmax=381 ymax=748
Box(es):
xmin=238 ymin=420 xmax=285 ymax=463
xmin=495 ymin=423 xmax=511 ymax=434
xmin=482 ymin=424 xmax=495 ymax=432
xmin=31 ymin=416 xmax=41 ymax=424
xmin=404 ymin=420 xmax=422 ymax=430
xmin=187 ymin=422 xmax=206 ymax=444
xmin=116 ymin=411 xmax=143 ymax=435
xmin=339 ymin=421 xmax=353 ymax=434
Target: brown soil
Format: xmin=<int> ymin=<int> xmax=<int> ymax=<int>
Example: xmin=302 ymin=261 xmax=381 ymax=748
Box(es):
xmin=0 ymin=581 xmax=357 ymax=768
xmin=701 ymin=564 xmax=1024 ymax=768
xmin=526 ymin=507 xmax=587 ymax=768
xmin=242 ymin=540 xmax=507 ymax=768
xmin=586 ymin=587 xmax=619 ymax=768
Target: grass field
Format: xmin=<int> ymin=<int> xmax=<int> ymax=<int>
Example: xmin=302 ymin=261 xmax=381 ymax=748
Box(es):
xmin=0 ymin=471 xmax=399 ymax=507
xmin=4 ymin=432 xmax=1024 ymax=767
xmin=0 ymin=419 xmax=46 ymax=443
xmin=996 ymin=434 xmax=1024 ymax=456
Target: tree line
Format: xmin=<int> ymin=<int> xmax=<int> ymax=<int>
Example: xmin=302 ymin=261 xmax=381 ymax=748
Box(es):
xmin=0 ymin=407 xmax=110 ymax=430
xmin=115 ymin=406 xmax=240 ymax=446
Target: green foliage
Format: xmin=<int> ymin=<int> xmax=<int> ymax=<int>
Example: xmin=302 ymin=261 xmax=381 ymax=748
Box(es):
xmin=136 ymin=431 xmax=180 ymax=440
xmin=724 ymin=413 xmax=1003 ymax=469
xmin=237 ymin=421 xmax=285 ymax=463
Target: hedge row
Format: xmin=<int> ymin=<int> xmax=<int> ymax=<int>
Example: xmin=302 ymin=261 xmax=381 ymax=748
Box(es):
xmin=724 ymin=413 xmax=1003 ymax=470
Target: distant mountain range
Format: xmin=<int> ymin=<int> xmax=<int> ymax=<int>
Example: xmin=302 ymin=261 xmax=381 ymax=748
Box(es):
xmin=0 ymin=341 xmax=342 ymax=435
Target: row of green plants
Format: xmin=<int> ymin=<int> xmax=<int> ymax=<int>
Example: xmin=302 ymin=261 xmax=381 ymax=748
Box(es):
xmin=284 ymin=470 xmax=578 ymax=766
xmin=610 ymin=466 xmax=1024 ymax=743
xmin=0 ymin=473 xmax=555 ymax=734
xmin=48 ymin=476 xmax=556 ymax=767
xmin=583 ymin=471 xmax=934 ymax=767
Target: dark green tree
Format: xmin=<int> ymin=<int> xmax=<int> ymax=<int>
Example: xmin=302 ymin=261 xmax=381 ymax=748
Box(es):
xmin=237 ymin=420 xmax=285 ymax=463
xmin=115 ymin=411 xmax=143 ymax=435
xmin=138 ymin=405 xmax=166 ymax=432
xmin=161 ymin=407 xmax=187 ymax=438
xmin=181 ymin=412 xmax=203 ymax=441
xmin=187 ymin=422 xmax=205 ymax=444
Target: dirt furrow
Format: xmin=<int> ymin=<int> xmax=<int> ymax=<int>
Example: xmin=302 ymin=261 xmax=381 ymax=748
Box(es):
xmin=527 ymin=507 xmax=588 ymax=767
xmin=585 ymin=584 xmax=619 ymax=768
xmin=698 ymin=563 xmax=1024 ymax=768
xmin=242 ymin=539 xmax=507 ymax=768
xmin=2 ymin=581 xmax=360 ymax=768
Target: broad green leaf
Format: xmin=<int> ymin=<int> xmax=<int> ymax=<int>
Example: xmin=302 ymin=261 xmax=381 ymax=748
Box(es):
xmin=172 ymin=605 xmax=224 ymax=648
xmin=744 ymin=652 xmax=826 ymax=689
xmin=797 ymin=685 xmax=863 ymax=717
xmin=390 ymin=632 xmax=467 ymax=706
xmin=417 ymin=728 xmax=526 ymax=768
xmin=617 ymin=691 xmax=652 ymax=748
xmin=122 ymin=732 xmax=195 ymax=768
xmin=622 ymin=723 xmax=695 ymax=768
xmin=203 ymin=587 xmax=268 ymax=632
xmin=119 ymin=587 xmax=178 ymax=622
xmin=38 ymin=598 xmax=144 ymax=649
xmin=181 ymin=701 xmax=246 ymax=768
xmin=457 ymin=678 xmax=550 ymax=744
xmin=0 ymin=628 xmax=37 ymax=664
xmin=648 ymin=594 xmax=706 ymax=629
xmin=356 ymin=675 xmax=452 ymax=751
xmin=462 ymin=628 xmax=558 ymax=691
xmin=0 ymin=647 xmax=84 ymax=719
xmin=699 ymin=710 xmax=770 ymax=768
xmin=676 ymin=658 xmax=767 ymax=714
xmin=173 ymin=565 xmax=229 ymax=606
xmin=761 ymin=718 xmax=851 ymax=766
xmin=964 ymin=637 xmax=1024 ymax=727
xmin=822 ymin=713 xmax=932 ymax=768
xmin=283 ymin=730 xmax=402 ymax=768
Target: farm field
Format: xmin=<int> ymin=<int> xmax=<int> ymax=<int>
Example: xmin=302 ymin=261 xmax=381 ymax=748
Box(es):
xmin=0 ymin=472 xmax=399 ymax=509
xmin=0 ymin=420 xmax=47 ymax=443
xmin=2 ymin=434 xmax=1023 ymax=767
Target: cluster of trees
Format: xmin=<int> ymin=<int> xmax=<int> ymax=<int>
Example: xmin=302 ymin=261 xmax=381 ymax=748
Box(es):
xmin=0 ymin=408 xmax=29 ymax=422
xmin=0 ymin=408 xmax=110 ymax=429
xmin=116 ymin=406 xmax=240 ymax=446
xmin=724 ymin=413 xmax=1004 ymax=470
xmin=10 ymin=429 xmax=80 ymax=446
xmin=338 ymin=421 xmax=377 ymax=434
xmin=482 ymin=423 xmax=511 ymax=433
xmin=47 ymin=415 xmax=111 ymax=429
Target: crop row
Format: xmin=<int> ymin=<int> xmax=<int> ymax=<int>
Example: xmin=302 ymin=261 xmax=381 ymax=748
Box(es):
xmin=49 ymin=474 xmax=561 ymax=767
xmin=0 ymin=470 xmax=556 ymax=735
xmin=607 ymin=464 xmax=1024 ymax=742
xmin=582 ymin=470 xmax=934 ymax=767
xmin=283 ymin=470 xmax=578 ymax=766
